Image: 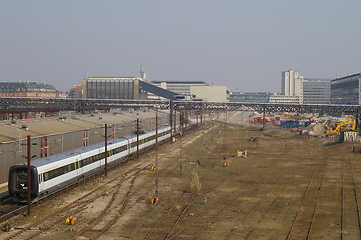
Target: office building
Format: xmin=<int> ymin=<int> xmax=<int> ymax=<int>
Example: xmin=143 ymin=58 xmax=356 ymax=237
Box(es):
xmin=229 ymin=92 xmax=271 ymax=103
xmin=282 ymin=70 xmax=303 ymax=96
xmin=331 ymin=73 xmax=361 ymax=105
xmin=300 ymin=79 xmax=331 ymax=104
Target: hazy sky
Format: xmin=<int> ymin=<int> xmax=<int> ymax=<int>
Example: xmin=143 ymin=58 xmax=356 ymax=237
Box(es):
xmin=1 ymin=1 xmax=360 ymax=93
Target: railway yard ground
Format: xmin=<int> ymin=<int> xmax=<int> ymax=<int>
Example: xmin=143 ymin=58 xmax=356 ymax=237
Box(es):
xmin=2 ymin=117 xmax=361 ymax=240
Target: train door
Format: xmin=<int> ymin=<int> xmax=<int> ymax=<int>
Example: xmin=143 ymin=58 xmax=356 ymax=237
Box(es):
xmin=38 ymin=172 xmax=44 ymax=192
xmin=76 ymin=156 xmax=83 ymax=179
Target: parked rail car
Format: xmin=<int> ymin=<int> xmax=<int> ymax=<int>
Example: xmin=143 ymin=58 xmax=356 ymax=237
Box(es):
xmin=8 ymin=126 xmax=171 ymax=202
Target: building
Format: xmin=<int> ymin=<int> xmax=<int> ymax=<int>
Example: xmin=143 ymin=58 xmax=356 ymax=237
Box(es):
xmin=270 ymin=94 xmax=300 ymax=104
xmin=190 ymin=86 xmax=228 ymax=102
xmin=82 ymin=76 xmax=144 ymax=99
xmin=281 ymin=70 xmax=331 ymax=105
xmin=282 ymin=70 xmax=303 ymax=96
xmin=151 ymin=81 xmax=207 ymax=96
xmin=0 ymin=81 xmax=59 ymax=98
xmin=331 ymin=73 xmax=361 ymax=105
xmin=68 ymin=85 xmax=83 ymax=98
xmin=229 ymin=92 xmax=271 ymax=103
xmin=300 ymin=79 xmax=331 ymax=104
xmin=82 ymin=76 xmax=182 ymax=100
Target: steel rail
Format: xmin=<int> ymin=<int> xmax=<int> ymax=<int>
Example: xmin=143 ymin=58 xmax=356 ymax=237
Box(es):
xmin=348 ymin=156 xmax=361 ymax=238
xmin=285 ymin=149 xmax=330 ymax=240
xmin=305 ymin=155 xmax=329 ymax=240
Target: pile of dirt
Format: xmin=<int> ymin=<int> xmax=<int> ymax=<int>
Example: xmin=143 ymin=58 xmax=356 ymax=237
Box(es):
xmin=305 ymin=123 xmax=325 ymax=136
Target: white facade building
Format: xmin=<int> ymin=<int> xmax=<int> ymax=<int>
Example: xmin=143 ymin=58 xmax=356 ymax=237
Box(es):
xmin=282 ymin=70 xmax=304 ymax=96
xmin=190 ymin=86 xmax=228 ymax=102
xmin=151 ymin=81 xmax=206 ymax=95
xmin=270 ymin=94 xmax=300 ymax=104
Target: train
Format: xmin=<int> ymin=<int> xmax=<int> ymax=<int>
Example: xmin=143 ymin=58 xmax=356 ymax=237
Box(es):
xmin=8 ymin=126 xmax=171 ymax=203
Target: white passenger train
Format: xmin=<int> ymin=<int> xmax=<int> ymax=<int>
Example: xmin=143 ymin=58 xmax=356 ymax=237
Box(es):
xmin=8 ymin=126 xmax=171 ymax=202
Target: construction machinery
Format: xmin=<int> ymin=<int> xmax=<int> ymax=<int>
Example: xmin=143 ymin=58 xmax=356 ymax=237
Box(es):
xmin=325 ymin=120 xmax=357 ymax=135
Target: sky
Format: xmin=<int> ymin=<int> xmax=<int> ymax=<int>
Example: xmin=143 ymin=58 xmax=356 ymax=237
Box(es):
xmin=0 ymin=1 xmax=360 ymax=93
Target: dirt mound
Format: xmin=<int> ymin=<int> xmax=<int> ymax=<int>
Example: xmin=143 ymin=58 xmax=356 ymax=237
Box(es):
xmin=306 ymin=123 xmax=325 ymax=136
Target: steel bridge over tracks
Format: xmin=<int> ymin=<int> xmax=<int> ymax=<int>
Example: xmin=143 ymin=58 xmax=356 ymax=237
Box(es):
xmin=0 ymin=97 xmax=360 ymax=116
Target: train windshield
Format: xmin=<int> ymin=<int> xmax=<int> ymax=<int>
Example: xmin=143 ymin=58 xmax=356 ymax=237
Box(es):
xmin=16 ymin=169 xmax=28 ymax=189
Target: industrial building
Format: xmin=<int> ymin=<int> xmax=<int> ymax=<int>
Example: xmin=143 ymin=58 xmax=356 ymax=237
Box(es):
xmin=331 ymin=73 xmax=361 ymax=105
xmin=82 ymin=76 xmax=180 ymax=100
xmin=82 ymin=76 xmax=144 ymax=99
xmin=0 ymin=81 xmax=59 ymax=98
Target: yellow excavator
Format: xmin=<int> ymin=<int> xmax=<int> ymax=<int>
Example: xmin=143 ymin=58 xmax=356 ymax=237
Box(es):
xmin=325 ymin=120 xmax=357 ymax=135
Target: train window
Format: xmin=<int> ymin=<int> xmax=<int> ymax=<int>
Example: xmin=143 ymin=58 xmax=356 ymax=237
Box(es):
xmin=16 ymin=169 xmax=27 ymax=181
xmin=44 ymin=172 xmax=49 ymax=181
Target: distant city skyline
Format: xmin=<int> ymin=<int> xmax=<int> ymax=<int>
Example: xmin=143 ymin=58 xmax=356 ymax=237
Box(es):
xmin=1 ymin=1 xmax=360 ymax=93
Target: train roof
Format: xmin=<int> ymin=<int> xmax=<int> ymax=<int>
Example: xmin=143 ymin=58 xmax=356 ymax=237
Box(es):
xmin=15 ymin=126 xmax=170 ymax=168
xmin=22 ymin=137 xmax=127 ymax=168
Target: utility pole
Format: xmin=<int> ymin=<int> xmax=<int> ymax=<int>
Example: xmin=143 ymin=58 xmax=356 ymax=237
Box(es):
xmin=170 ymin=100 xmax=173 ymax=139
xmin=155 ymin=110 xmax=159 ymax=196
xmin=262 ymin=106 xmax=266 ymax=130
xmin=156 ymin=111 xmax=159 ymax=146
xmin=174 ymin=110 xmax=177 ymax=134
xmin=27 ymin=135 xmax=31 ymax=216
xmin=137 ymin=118 xmax=140 ymax=159
xmin=104 ymin=124 xmax=108 ymax=177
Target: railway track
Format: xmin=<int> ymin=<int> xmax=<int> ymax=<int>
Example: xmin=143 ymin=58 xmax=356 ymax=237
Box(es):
xmin=3 ymin=163 xmax=148 ymax=240
xmin=285 ymin=148 xmax=330 ymax=240
xmin=4 ymin=121 xmax=359 ymax=239
xmin=1 ymin=125 xmax=203 ymax=239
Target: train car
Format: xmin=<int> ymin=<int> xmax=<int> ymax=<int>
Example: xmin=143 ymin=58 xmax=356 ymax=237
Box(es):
xmin=128 ymin=126 xmax=172 ymax=154
xmin=8 ymin=126 xmax=171 ymax=202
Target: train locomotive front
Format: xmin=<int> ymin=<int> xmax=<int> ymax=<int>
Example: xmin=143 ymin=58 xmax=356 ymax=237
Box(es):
xmin=8 ymin=165 xmax=39 ymax=202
